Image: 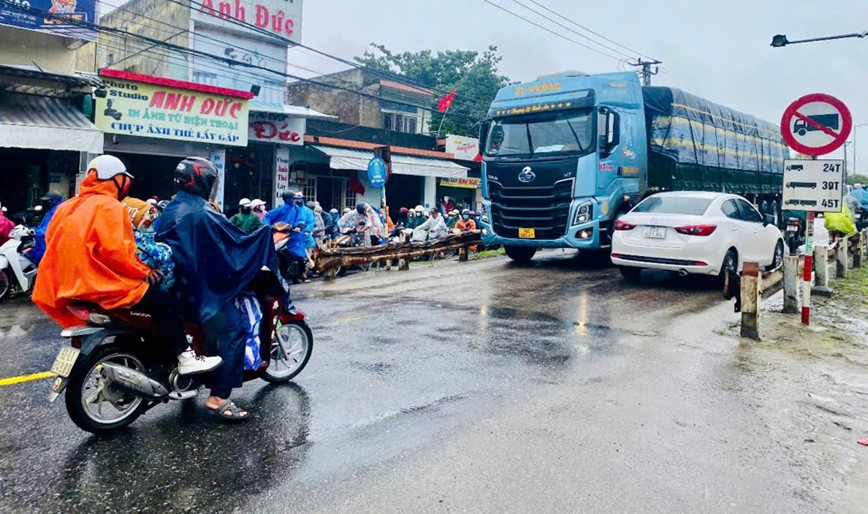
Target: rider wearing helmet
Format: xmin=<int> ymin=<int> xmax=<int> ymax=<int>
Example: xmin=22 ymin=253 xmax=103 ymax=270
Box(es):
xmin=229 ymin=197 xmax=260 ymax=233
xmin=28 ymin=190 xmax=65 ymax=263
xmin=156 ymin=157 xmax=286 ymax=421
xmin=33 ymin=155 xmax=222 ymax=376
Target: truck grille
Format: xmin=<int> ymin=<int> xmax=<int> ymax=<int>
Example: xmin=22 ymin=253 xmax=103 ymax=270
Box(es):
xmin=489 ymin=179 xmax=573 ymax=240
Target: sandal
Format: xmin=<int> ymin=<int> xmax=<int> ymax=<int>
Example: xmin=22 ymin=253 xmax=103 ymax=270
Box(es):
xmin=207 ymin=400 xmax=250 ymax=422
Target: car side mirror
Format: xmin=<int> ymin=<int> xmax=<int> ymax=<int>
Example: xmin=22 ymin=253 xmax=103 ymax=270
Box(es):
xmin=763 ymin=214 xmax=775 ymax=226
xmin=479 ymin=120 xmax=491 ymax=153
xmin=598 ymin=107 xmax=620 ymax=158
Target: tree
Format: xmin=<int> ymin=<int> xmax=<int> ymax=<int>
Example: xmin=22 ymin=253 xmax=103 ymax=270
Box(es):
xmin=846 ymin=173 xmax=868 ymax=185
xmin=355 ymin=44 xmax=509 ymax=137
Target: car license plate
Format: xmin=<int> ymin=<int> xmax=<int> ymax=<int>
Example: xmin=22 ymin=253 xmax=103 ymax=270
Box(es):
xmin=50 ymin=347 xmax=80 ymax=378
xmin=518 ymin=228 xmax=535 ymax=239
xmin=644 ymin=226 xmax=666 ymax=239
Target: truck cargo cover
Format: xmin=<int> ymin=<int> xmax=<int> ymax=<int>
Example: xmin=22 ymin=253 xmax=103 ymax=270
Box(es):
xmin=642 ymin=87 xmax=787 ymax=174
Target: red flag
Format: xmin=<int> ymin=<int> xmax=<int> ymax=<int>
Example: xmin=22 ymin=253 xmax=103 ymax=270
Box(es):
xmin=438 ymin=89 xmax=457 ymax=112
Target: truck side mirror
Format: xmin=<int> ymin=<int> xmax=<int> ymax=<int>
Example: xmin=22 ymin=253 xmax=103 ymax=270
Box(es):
xmin=598 ymin=108 xmax=620 ymax=158
xmin=479 ymin=121 xmax=491 ymax=153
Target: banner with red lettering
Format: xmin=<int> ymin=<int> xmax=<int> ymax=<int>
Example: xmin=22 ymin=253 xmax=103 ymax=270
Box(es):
xmin=192 ymin=0 xmax=303 ymax=44
xmin=249 ymin=111 xmax=305 ymax=145
xmin=95 ymin=77 xmax=250 ymax=147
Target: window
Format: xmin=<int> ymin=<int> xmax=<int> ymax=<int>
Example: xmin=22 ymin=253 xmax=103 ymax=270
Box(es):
xmin=382 ymin=112 xmax=421 ymax=133
xmin=485 ymin=110 xmax=594 ymax=157
xmin=633 ymin=196 xmax=713 ymax=215
xmin=721 ymin=200 xmax=741 ymax=220
xmin=301 ymin=177 xmax=317 ymax=203
xmin=344 ymin=180 xmax=356 ymax=209
xmin=106 ymin=53 xmax=114 ymax=66
xmin=736 ymin=199 xmax=763 ymax=223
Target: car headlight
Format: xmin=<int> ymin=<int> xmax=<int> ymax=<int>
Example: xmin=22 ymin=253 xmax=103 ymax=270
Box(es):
xmin=573 ymin=201 xmax=593 ymax=225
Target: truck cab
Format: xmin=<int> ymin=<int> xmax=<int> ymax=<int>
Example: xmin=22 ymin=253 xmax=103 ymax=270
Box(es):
xmin=479 ymin=71 xmax=647 ymax=261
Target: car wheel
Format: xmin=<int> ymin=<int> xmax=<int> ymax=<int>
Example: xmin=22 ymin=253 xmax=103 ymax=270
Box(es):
xmin=718 ymin=248 xmax=738 ymax=286
xmin=504 ymin=246 xmax=536 ymax=263
xmin=769 ymin=240 xmax=784 ymax=270
xmin=619 ymin=266 xmax=641 ymax=282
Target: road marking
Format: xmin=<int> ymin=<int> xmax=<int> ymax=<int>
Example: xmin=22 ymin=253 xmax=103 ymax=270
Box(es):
xmin=0 ymin=371 xmax=54 ymax=387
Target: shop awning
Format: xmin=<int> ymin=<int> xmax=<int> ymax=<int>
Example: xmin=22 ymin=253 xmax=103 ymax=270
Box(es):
xmin=312 ymin=145 xmax=469 ymax=179
xmin=0 ymin=93 xmax=103 ymax=153
xmin=249 ymin=100 xmax=335 ymax=120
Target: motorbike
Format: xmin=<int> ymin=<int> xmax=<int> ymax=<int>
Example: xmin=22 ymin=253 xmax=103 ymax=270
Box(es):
xmin=47 ymin=269 xmax=313 ymax=434
xmin=330 ymin=224 xmax=368 ymax=276
xmin=784 ymin=217 xmax=804 ymax=255
xmin=0 ymin=225 xmax=38 ymax=300
xmin=273 ymin=222 xmax=308 ymax=284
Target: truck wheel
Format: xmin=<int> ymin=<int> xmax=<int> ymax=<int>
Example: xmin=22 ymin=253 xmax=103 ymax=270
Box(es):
xmin=504 ymin=246 xmax=536 ymax=263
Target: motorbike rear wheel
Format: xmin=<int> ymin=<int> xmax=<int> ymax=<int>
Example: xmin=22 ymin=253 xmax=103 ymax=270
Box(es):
xmin=65 ymin=344 xmax=148 ymax=434
xmin=262 ymin=320 xmax=313 ymax=384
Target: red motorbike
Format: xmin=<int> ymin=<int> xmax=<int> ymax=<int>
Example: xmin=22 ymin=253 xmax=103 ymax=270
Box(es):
xmin=47 ymin=270 xmax=313 ymax=433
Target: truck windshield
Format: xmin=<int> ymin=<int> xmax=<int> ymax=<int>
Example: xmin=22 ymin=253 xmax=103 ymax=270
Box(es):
xmin=484 ymin=110 xmax=593 ymax=158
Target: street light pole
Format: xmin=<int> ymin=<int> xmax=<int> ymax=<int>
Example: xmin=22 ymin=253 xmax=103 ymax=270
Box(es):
xmin=771 ymin=31 xmax=867 ymax=47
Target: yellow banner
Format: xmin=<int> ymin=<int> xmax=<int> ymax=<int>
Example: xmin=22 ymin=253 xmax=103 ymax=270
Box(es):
xmin=440 ymin=177 xmax=480 ymax=189
xmin=95 ymin=78 xmax=249 ymax=147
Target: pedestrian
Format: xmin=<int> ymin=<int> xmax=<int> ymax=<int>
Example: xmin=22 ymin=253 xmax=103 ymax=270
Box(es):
xmin=230 ymin=198 xmax=262 ymax=233
xmin=440 ymin=196 xmax=455 ymax=216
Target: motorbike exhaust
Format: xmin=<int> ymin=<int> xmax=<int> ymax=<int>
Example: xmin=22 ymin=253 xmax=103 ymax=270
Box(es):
xmin=100 ymin=362 xmax=169 ymax=399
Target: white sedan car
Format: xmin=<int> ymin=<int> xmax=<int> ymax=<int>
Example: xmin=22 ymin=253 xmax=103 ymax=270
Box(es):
xmin=611 ymin=192 xmax=784 ymax=281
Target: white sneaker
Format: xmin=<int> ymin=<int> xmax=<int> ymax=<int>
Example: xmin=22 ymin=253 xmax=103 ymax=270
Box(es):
xmin=177 ymin=348 xmax=222 ymax=376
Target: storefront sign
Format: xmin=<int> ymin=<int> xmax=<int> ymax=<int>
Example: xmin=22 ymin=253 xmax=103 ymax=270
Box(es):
xmin=445 ymin=135 xmax=480 ymax=161
xmin=95 ymin=75 xmax=250 ymax=147
xmin=273 ymin=145 xmax=290 ymax=204
xmin=249 ymin=111 xmax=305 ymax=145
xmin=193 ymin=0 xmax=303 ymax=44
xmin=439 ymin=177 xmax=481 ymax=189
xmin=0 ymin=0 xmax=96 ymax=41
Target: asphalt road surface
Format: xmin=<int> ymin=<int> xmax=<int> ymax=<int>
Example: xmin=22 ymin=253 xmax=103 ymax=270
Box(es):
xmin=0 ymin=252 xmax=865 ymax=513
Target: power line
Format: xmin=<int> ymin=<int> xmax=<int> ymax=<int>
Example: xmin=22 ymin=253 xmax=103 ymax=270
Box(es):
xmin=86 ymin=0 xmax=488 ymax=119
xmin=480 ymin=0 xmax=623 ymax=61
xmin=507 ymin=0 xmax=633 ymax=59
xmin=524 ymin=0 xmax=656 ymax=60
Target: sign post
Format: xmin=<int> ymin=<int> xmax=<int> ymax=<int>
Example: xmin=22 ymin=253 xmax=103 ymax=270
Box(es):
xmin=780 ymin=93 xmax=851 ymax=326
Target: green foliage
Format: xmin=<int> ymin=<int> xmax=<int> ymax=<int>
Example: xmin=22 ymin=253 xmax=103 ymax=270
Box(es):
xmin=355 ymin=44 xmax=510 ymax=137
xmin=846 ymin=173 xmax=868 ymax=185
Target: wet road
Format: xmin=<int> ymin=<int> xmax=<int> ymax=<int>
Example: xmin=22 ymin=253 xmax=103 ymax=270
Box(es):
xmin=0 ymin=252 xmax=865 ymax=513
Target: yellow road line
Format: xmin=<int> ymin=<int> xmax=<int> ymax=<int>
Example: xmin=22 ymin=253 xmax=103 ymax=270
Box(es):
xmin=0 ymin=371 xmax=55 ymax=387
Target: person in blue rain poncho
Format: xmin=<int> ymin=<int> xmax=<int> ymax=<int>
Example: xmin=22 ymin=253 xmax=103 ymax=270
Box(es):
xmin=264 ymin=191 xmax=310 ymax=277
xmin=157 ymin=157 xmax=287 ymax=422
xmin=29 ymin=190 xmax=64 ymax=263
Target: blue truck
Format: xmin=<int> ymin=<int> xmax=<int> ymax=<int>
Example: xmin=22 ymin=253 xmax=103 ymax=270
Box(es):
xmin=478 ymin=71 xmax=788 ymax=262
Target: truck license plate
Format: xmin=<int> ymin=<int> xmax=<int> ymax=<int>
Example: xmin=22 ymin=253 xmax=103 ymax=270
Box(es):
xmin=50 ymin=347 xmax=80 ymax=378
xmin=644 ymin=226 xmax=666 ymax=239
xmin=518 ymin=228 xmax=535 ymax=239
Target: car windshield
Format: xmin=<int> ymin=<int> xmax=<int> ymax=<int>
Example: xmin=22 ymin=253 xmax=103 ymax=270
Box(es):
xmin=484 ymin=110 xmax=594 ymax=158
xmin=633 ymin=196 xmax=714 ymax=216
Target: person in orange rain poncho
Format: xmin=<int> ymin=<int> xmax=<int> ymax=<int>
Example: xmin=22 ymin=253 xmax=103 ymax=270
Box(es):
xmin=32 ymin=155 xmax=221 ymax=376
xmin=454 ymin=208 xmax=478 ymax=252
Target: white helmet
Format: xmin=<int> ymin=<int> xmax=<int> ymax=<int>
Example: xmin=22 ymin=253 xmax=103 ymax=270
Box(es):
xmin=88 ymin=155 xmax=133 ymax=180
xmin=239 ymin=197 xmax=252 ymax=207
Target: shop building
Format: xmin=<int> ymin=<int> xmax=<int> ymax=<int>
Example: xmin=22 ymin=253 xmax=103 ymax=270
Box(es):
xmin=0 ymin=2 xmax=101 ymax=216
xmin=94 ymin=69 xmax=252 ymax=207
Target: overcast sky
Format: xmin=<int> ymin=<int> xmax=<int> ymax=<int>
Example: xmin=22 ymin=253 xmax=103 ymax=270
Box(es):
xmin=285 ymin=0 xmax=867 ymax=172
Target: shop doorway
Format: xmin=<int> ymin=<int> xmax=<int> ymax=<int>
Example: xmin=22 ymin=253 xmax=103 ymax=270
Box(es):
xmin=110 ymin=152 xmax=181 ymax=202
xmin=315 ymin=176 xmax=349 ymax=212
xmin=386 ymin=174 xmax=424 ymax=211
xmin=226 ymin=144 xmax=275 ymax=216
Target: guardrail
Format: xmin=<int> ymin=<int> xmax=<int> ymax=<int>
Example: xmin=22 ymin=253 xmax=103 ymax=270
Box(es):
xmin=315 ymin=231 xmax=483 ymax=279
xmin=736 ymin=228 xmax=867 ymax=341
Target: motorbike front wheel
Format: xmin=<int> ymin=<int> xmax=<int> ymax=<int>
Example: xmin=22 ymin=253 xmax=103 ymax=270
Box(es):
xmin=0 ymin=269 xmax=9 ymax=300
xmin=65 ymin=344 xmax=148 ymax=434
xmin=262 ymin=321 xmax=313 ymax=384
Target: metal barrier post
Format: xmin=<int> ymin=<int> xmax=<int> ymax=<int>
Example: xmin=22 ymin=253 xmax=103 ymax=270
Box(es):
xmin=802 ymin=212 xmax=815 ymax=325
xmin=782 ymin=256 xmax=800 ymax=314
xmin=740 ymin=262 xmax=760 ymax=340
xmin=813 ymin=244 xmax=832 ymax=297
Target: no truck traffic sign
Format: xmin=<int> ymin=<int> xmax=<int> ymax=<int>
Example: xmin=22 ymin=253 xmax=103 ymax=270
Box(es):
xmin=780 ymin=93 xmax=852 ymax=156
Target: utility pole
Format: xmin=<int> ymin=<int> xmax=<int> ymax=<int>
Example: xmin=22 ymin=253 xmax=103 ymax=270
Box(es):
xmin=628 ymin=58 xmax=662 ymax=86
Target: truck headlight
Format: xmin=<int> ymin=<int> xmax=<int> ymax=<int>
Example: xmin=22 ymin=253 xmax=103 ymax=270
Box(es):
xmin=573 ymin=201 xmax=593 ymax=225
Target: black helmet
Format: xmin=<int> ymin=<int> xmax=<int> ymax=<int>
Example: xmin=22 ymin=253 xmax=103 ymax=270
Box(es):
xmin=281 ymin=191 xmax=295 ymax=204
xmin=356 ymin=202 xmax=368 ymax=215
xmin=40 ymin=190 xmax=62 ymax=203
xmin=174 ymin=157 xmax=217 ymax=199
